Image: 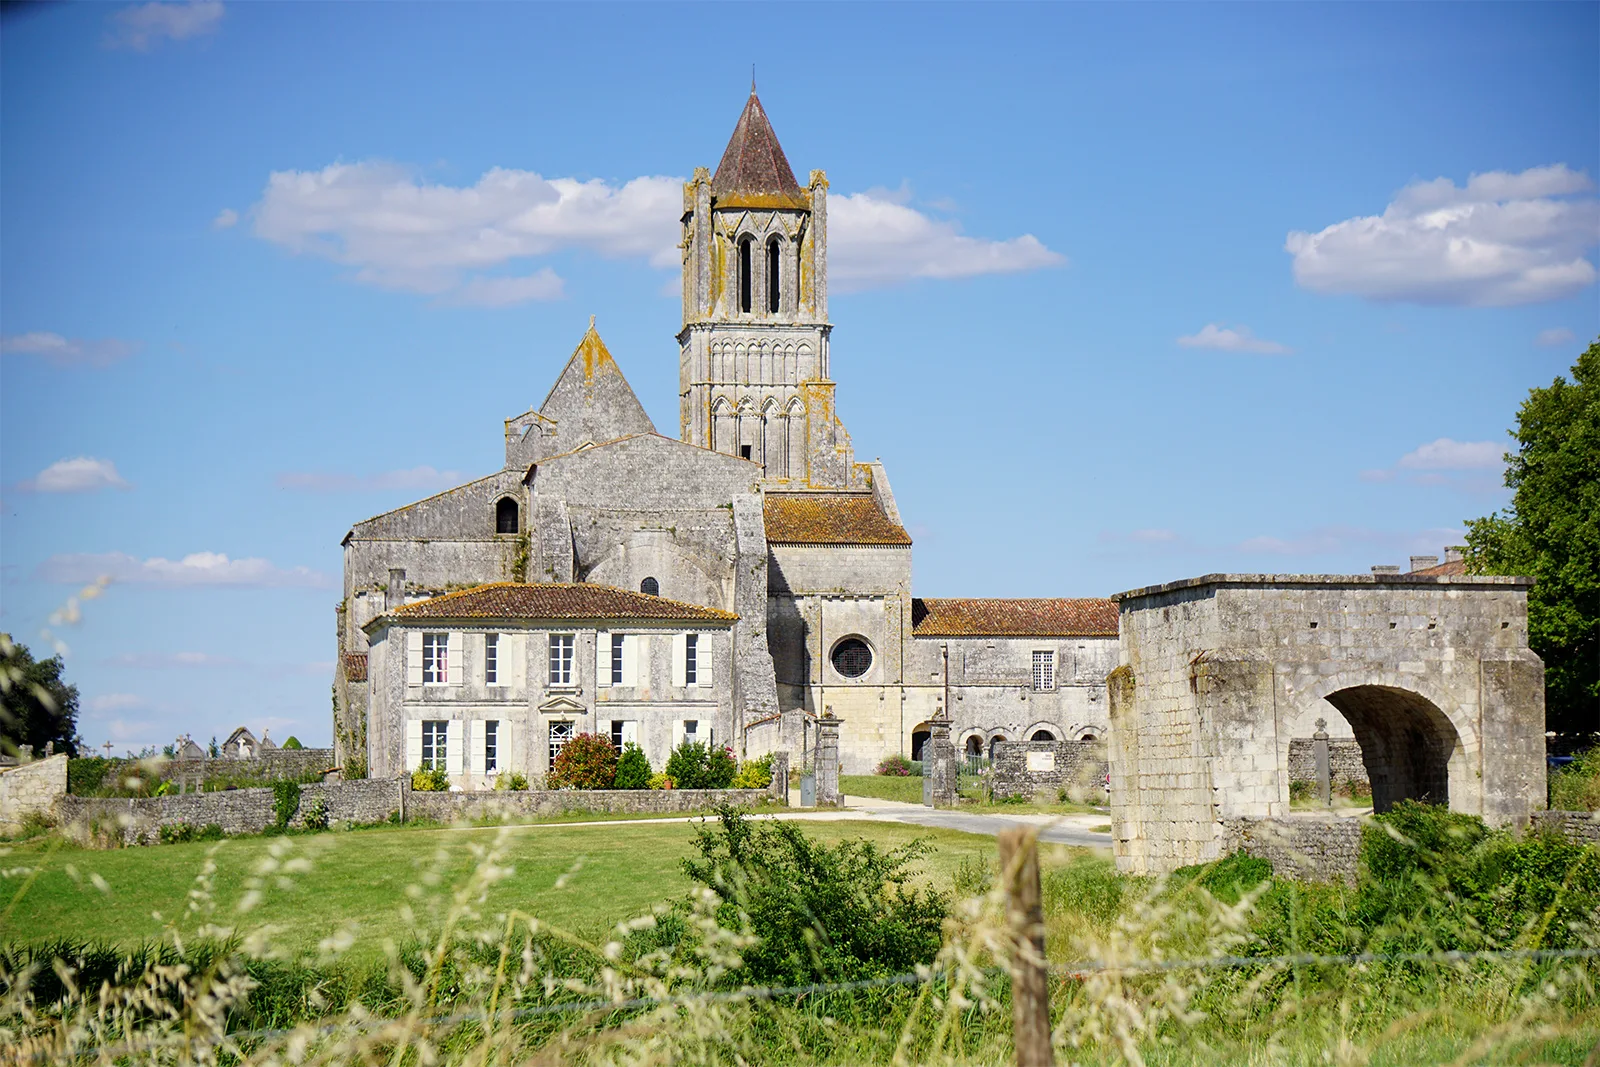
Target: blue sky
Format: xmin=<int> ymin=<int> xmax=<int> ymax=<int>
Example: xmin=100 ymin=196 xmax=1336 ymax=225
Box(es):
xmin=2 ymin=2 xmax=1596 ymax=752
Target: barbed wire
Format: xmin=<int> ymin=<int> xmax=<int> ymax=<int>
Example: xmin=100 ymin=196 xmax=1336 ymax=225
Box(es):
xmin=16 ymin=944 xmax=1598 ymax=1063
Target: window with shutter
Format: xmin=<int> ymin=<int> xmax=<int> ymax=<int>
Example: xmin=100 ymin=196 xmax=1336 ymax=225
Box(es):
xmin=1031 ymin=650 xmax=1056 ymax=692
xmin=422 ymin=633 xmax=449 ymax=684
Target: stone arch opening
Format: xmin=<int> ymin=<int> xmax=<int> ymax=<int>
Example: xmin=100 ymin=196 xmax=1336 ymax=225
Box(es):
xmin=964 ymin=734 xmax=983 ymax=771
xmin=1323 ymin=684 xmax=1460 ymax=812
xmin=1030 ymin=728 xmax=1056 ymax=742
xmin=495 ymin=496 xmax=519 ymax=534
xmin=988 ymin=734 xmax=1008 ymax=760
xmin=910 ymin=723 xmax=931 ymax=761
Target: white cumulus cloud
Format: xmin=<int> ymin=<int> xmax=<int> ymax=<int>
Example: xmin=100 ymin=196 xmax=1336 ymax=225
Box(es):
xmin=1176 ymin=324 xmax=1293 ymax=355
xmin=248 ymin=161 xmax=1063 ymax=303
xmin=1286 ymin=164 xmax=1600 ymax=306
xmin=212 ymin=207 xmax=239 ymax=230
xmin=106 ymin=0 xmax=223 ymax=50
xmin=0 ymin=332 xmax=138 ymax=368
xmin=1396 ymin=438 xmax=1504 ymax=470
xmin=19 ymin=457 xmax=130 ymax=493
xmin=36 ymin=551 xmax=330 ymax=589
xmin=1535 ymin=327 xmax=1577 ymax=347
xmin=274 ymin=466 xmax=468 ymax=493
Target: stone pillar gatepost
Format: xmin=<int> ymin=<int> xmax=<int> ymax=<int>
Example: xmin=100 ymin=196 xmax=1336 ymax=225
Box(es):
xmin=1313 ymin=718 xmax=1331 ymax=808
xmin=815 ymin=713 xmax=842 ymax=808
xmin=926 ymin=715 xmax=958 ymax=809
xmin=768 ymin=751 xmax=790 ymax=805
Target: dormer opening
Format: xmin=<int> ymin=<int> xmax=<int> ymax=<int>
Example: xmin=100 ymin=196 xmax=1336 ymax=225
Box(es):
xmin=738 ymin=237 xmax=753 ymax=313
xmin=766 ymin=238 xmax=781 ymax=313
xmin=495 ymin=497 xmax=519 ymax=534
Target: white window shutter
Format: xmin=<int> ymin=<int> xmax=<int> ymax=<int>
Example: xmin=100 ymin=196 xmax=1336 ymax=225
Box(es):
xmin=507 ymin=633 xmax=524 ymax=689
xmin=447 ymin=633 xmax=463 ymax=686
xmin=621 ymin=635 xmax=639 ymax=687
xmin=407 ymin=632 xmax=424 ymax=687
xmin=674 ymin=720 xmax=685 ymax=750
xmin=405 ymin=719 xmax=423 ymax=771
xmin=698 ymin=646 xmax=714 ymax=689
xmin=597 ymin=630 xmax=611 ymax=688
xmin=671 ymin=634 xmax=687 ymax=688
xmin=445 ymin=720 xmax=463 ymax=776
xmin=621 ymin=720 xmax=639 ymax=749
xmin=470 ymin=720 xmax=486 ymax=776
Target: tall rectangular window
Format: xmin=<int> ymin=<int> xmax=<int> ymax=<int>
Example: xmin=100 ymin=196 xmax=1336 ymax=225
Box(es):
xmin=422 ymin=634 xmax=449 ymax=684
xmin=611 ymin=633 xmax=625 ymax=685
xmin=484 ymin=633 xmax=499 ymax=685
xmin=1031 ymin=650 xmax=1056 ymax=692
xmin=611 ymin=720 xmax=625 ymax=750
xmin=484 ymin=720 xmax=498 ymax=772
xmin=422 ymin=720 xmax=448 ymax=769
xmin=549 ymin=634 xmax=574 ymax=686
xmin=684 ymin=634 xmax=698 ymax=686
xmin=548 ymin=720 xmax=574 ymax=766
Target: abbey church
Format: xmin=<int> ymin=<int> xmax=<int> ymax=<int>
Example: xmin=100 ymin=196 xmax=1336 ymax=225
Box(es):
xmin=332 ymin=91 xmax=1120 ymax=784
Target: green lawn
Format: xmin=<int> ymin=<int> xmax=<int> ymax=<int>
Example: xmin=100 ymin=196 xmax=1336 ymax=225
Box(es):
xmin=839 ymin=773 xmax=924 ymax=803
xmin=0 ymin=818 xmax=1032 ymax=963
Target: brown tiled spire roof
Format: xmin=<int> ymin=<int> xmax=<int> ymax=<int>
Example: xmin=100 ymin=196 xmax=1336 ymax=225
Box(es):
xmin=712 ymin=91 xmax=808 ymax=209
xmin=911 ymin=598 xmax=1120 ymax=638
xmin=384 ymin=583 xmax=737 ymax=623
xmin=764 ymin=492 xmax=912 ymax=545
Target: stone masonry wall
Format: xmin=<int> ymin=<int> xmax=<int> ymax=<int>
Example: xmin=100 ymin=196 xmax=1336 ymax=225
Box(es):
xmin=0 ymin=754 xmax=67 ymax=830
xmin=161 ymin=749 xmax=337 ymax=785
xmin=58 ymin=773 xmax=785 ymax=845
xmin=1287 ymin=739 xmax=1369 ymax=787
xmin=990 ymin=740 xmax=1107 ymax=801
xmin=1533 ymin=810 xmax=1600 ymax=846
xmin=1220 ymin=815 xmax=1364 ymax=884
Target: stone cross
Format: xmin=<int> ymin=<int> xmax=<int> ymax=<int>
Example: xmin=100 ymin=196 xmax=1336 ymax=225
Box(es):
xmin=1313 ymin=717 xmax=1332 ymax=808
xmin=101 ymin=741 xmax=114 ymax=758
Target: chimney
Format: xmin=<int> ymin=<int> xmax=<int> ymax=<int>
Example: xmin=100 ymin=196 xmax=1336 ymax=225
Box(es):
xmin=1445 ymin=546 xmax=1464 ymax=564
xmin=1371 ymin=565 xmax=1401 ymax=575
xmin=386 ymin=568 xmax=407 ymax=611
xmin=1409 ymin=555 xmax=1438 ymax=573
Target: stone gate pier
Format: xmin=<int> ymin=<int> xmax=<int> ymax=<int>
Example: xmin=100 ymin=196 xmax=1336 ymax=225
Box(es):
xmin=1107 ymin=573 xmax=1544 ymax=875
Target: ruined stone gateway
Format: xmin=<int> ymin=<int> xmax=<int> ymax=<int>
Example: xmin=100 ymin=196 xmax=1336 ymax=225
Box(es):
xmin=1107 ymin=573 xmax=1546 ymax=875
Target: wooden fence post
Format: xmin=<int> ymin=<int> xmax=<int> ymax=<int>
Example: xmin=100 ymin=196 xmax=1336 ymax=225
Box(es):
xmin=998 ymin=826 xmax=1053 ymax=1067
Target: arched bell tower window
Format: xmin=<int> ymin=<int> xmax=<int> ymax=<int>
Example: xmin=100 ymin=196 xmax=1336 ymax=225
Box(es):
xmin=640 ymin=577 xmax=659 ymax=597
xmin=738 ymin=237 xmax=753 ymax=314
xmin=495 ymin=497 xmax=519 ymax=534
xmin=766 ymin=238 xmax=781 ymax=313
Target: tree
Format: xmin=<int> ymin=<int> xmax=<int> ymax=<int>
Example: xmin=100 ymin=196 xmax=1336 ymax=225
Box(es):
xmin=1465 ymin=340 xmax=1598 ymax=733
xmin=0 ymin=635 xmax=81 ymax=757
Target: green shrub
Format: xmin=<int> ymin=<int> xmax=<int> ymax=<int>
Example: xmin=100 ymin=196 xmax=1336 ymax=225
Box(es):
xmin=281 ymin=736 xmax=303 ymax=750
xmin=649 ymin=772 xmax=676 ymax=790
xmin=1550 ymin=746 xmax=1600 ymax=811
xmin=663 ymin=741 xmax=709 ymax=789
xmin=302 ymin=795 xmax=329 ymax=831
xmin=706 ymin=744 xmax=736 ymax=789
xmin=411 ymin=767 xmax=449 ymax=792
xmin=679 ymin=806 xmax=949 ymax=985
xmin=549 ymin=733 xmax=617 ymax=789
xmin=153 ymin=779 xmax=175 ymax=797
xmin=731 ymin=752 xmax=774 ymax=789
xmin=157 ymin=822 xmax=225 ymax=845
xmin=875 ymin=753 xmax=914 ymax=776
xmin=342 ymin=754 xmax=368 ymax=780
xmin=271 ymin=780 xmax=302 ymax=829
xmin=613 ymin=743 xmax=652 ymax=789
xmin=494 ymin=771 xmax=529 ymax=791
xmin=953 ymin=854 xmax=992 ymax=897
xmin=66 ymin=756 xmax=114 ymax=796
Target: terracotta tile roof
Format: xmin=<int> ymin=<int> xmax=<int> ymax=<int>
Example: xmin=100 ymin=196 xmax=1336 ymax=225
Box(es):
xmin=1411 ymin=558 xmax=1467 ymax=577
xmin=342 ymin=653 xmax=368 ymax=682
xmin=911 ymin=597 xmax=1120 ymax=638
xmin=712 ymin=91 xmax=808 ymax=209
xmin=387 ymin=583 xmax=737 ymax=623
xmin=764 ymin=492 xmax=912 ymax=545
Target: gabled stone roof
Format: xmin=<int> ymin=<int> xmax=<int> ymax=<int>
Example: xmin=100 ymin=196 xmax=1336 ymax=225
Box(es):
xmin=382 ymin=583 xmax=737 ymax=624
xmin=763 ymin=492 xmax=912 ymax=545
xmin=911 ymin=598 xmax=1120 ymax=638
xmin=712 ymin=91 xmax=808 ymax=209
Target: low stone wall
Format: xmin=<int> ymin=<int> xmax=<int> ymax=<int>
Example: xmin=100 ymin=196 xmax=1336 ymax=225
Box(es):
xmin=1533 ymin=809 xmax=1600 ymax=846
xmin=0 ymin=754 xmax=67 ymax=831
xmin=1220 ymin=815 xmax=1364 ymax=884
xmin=1287 ymin=738 xmax=1369 ymax=788
xmin=990 ymin=740 xmax=1107 ymax=801
xmin=164 ymin=749 xmax=337 ymax=784
xmin=58 ymin=769 xmax=784 ymax=846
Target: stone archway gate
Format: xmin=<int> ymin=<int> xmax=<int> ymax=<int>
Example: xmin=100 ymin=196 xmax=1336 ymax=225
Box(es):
xmin=1106 ymin=573 xmax=1544 ymax=875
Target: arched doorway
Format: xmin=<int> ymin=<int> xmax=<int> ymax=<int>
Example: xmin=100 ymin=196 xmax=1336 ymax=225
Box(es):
xmin=1030 ymin=729 xmax=1056 ymax=742
xmin=1323 ymin=685 xmax=1461 ymax=813
xmin=910 ymin=723 xmax=931 ymax=761
xmin=988 ymin=734 xmax=1008 ymax=760
xmin=964 ymin=735 xmax=983 ymax=772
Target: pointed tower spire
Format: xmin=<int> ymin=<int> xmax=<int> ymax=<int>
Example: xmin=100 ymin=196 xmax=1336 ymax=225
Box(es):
xmin=711 ymin=90 xmax=806 ymax=208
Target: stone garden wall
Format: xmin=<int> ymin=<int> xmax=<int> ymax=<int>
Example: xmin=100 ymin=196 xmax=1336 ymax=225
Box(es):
xmin=990 ymin=740 xmax=1107 ymax=801
xmin=0 ymin=754 xmax=67 ymax=832
xmin=1220 ymin=815 xmax=1365 ymax=884
xmin=161 ymin=749 xmax=337 ymax=785
xmin=1286 ymin=739 xmax=1369 ymax=788
xmin=1533 ymin=809 xmax=1600 ymax=846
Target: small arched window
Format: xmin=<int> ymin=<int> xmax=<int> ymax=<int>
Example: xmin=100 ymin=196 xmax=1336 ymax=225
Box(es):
xmin=495 ymin=497 xmax=519 ymax=534
xmin=640 ymin=577 xmax=659 ymax=597
xmin=738 ymin=237 xmax=753 ymax=313
xmin=1030 ymin=729 xmax=1056 ymax=742
xmin=766 ymin=239 xmax=781 ymax=313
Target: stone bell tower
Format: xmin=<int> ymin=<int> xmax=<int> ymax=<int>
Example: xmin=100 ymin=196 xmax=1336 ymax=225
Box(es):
xmin=678 ymin=89 xmax=860 ymax=487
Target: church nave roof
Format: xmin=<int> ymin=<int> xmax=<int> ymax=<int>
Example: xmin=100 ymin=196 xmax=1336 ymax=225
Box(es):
xmin=379 ymin=582 xmax=738 ymax=624
xmin=763 ymin=491 xmax=912 ymax=546
xmin=911 ymin=597 xmax=1119 ymax=638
